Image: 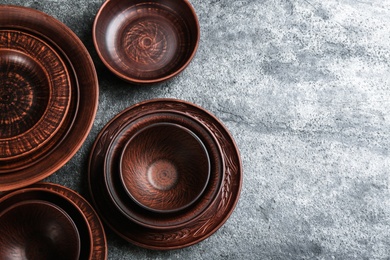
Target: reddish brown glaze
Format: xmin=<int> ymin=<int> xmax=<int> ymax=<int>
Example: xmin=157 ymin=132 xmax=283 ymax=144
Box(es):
xmin=0 ymin=183 xmax=108 ymax=260
xmin=93 ymin=0 xmax=200 ymax=84
xmin=0 ymin=200 xmax=80 ymax=260
xmin=0 ymin=30 xmax=71 ymax=159
xmin=0 ymin=6 xmax=98 ymax=191
xmin=120 ymin=123 xmax=210 ymax=213
xmin=88 ymin=99 xmax=242 ymax=250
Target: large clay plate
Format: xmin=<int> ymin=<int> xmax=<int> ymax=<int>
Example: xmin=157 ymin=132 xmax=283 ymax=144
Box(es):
xmin=89 ymin=99 xmax=242 ymax=250
xmin=0 ymin=183 xmax=107 ymax=259
xmin=0 ymin=5 xmax=98 ymax=191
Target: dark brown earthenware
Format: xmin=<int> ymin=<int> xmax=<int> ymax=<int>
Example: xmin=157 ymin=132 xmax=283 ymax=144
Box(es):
xmin=103 ymin=111 xmax=223 ymax=229
xmin=0 ymin=30 xmax=71 ymax=160
xmin=89 ymin=99 xmax=242 ymax=250
xmin=0 ymin=183 xmax=107 ymax=260
xmin=0 ymin=6 xmax=98 ymax=191
xmin=120 ymin=123 xmax=210 ymax=213
xmin=0 ymin=200 xmax=80 ymax=260
xmin=93 ymin=0 xmax=200 ymax=84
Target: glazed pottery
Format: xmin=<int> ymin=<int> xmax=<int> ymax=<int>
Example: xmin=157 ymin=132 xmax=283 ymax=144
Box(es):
xmin=89 ymin=99 xmax=242 ymax=250
xmin=93 ymin=0 xmax=200 ymax=84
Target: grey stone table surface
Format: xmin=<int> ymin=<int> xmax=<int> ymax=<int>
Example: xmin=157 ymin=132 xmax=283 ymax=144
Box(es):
xmin=2 ymin=0 xmax=390 ymax=259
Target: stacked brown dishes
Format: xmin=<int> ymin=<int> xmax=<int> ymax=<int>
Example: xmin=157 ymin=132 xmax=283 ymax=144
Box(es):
xmin=88 ymin=99 xmax=242 ymax=250
xmin=0 ymin=183 xmax=107 ymax=259
xmin=0 ymin=5 xmax=98 ymax=191
xmin=93 ymin=0 xmax=200 ymax=84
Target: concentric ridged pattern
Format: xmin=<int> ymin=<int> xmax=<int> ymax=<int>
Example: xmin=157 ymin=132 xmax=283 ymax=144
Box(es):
xmin=0 ymin=30 xmax=70 ymax=159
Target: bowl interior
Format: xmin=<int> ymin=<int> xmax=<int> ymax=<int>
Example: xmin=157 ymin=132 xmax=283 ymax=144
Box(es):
xmin=0 ymin=29 xmax=72 ymax=161
xmin=0 ymin=49 xmax=50 ymax=138
xmin=94 ymin=0 xmax=199 ymax=83
xmin=120 ymin=123 xmax=210 ymax=213
xmin=0 ymin=200 xmax=81 ymax=260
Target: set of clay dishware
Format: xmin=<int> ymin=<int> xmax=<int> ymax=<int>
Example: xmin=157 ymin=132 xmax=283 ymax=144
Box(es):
xmin=0 ymin=0 xmax=242 ymax=258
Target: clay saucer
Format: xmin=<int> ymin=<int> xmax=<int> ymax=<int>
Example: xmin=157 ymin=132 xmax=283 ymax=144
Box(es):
xmin=0 ymin=200 xmax=81 ymax=260
xmin=0 ymin=30 xmax=71 ymax=160
xmin=0 ymin=6 xmax=98 ymax=191
xmin=0 ymin=183 xmax=107 ymax=259
xmin=93 ymin=0 xmax=200 ymax=84
xmin=89 ymin=99 xmax=242 ymax=250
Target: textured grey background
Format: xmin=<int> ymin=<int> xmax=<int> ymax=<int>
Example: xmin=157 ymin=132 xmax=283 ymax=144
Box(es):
xmin=2 ymin=0 xmax=390 ymax=259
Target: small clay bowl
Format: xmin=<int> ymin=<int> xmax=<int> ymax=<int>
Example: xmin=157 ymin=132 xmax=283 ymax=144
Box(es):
xmin=0 ymin=200 xmax=81 ymax=260
xmin=93 ymin=0 xmax=200 ymax=84
xmin=119 ymin=122 xmax=210 ymax=213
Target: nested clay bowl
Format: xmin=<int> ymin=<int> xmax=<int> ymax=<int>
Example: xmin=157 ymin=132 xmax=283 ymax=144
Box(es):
xmin=0 ymin=6 xmax=98 ymax=191
xmin=104 ymin=111 xmax=223 ymax=230
xmin=89 ymin=99 xmax=242 ymax=250
xmin=0 ymin=200 xmax=80 ymax=260
xmin=93 ymin=0 xmax=200 ymax=84
xmin=120 ymin=123 xmax=211 ymax=213
xmin=0 ymin=183 xmax=107 ymax=260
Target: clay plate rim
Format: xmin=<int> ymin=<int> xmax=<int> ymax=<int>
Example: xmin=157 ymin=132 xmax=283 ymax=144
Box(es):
xmin=0 ymin=5 xmax=98 ymax=191
xmin=88 ymin=98 xmax=242 ymax=250
xmin=0 ymin=183 xmax=107 ymax=260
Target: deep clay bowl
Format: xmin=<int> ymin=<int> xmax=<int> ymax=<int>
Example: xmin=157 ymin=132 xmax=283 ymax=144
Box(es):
xmin=119 ymin=122 xmax=210 ymax=213
xmin=0 ymin=200 xmax=81 ymax=260
xmin=93 ymin=0 xmax=200 ymax=84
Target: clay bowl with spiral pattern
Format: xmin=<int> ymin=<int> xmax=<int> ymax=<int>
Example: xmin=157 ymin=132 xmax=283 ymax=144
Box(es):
xmin=119 ymin=122 xmax=211 ymax=213
xmin=93 ymin=0 xmax=200 ymax=84
xmin=0 ymin=200 xmax=81 ymax=260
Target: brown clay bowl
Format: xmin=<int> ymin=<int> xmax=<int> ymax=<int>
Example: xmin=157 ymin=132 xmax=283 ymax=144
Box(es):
xmin=0 ymin=30 xmax=71 ymax=160
xmin=0 ymin=6 xmax=98 ymax=191
xmin=93 ymin=0 xmax=200 ymax=84
xmin=0 ymin=200 xmax=80 ymax=260
xmin=0 ymin=183 xmax=107 ymax=259
xmin=119 ymin=122 xmax=210 ymax=213
xmin=104 ymin=111 xmax=223 ymax=229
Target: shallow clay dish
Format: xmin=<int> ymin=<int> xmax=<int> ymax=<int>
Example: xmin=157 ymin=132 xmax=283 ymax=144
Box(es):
xmin=120 ymin=122 xmax=210 ymax=213
xmin=0 ymin=30 xmax=71 ymax=160
xmin=0 ymin=6 xmax=98 ymax=191
xmin=93 ymin=0 xmax=200 ymax=84
xmin=0 ymin=183 xmax=107 ymax=260
xmin=89 ymin=99 xmax=242 ymax=250
xmin=0 ymin=200 xmax=81 ymax=260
